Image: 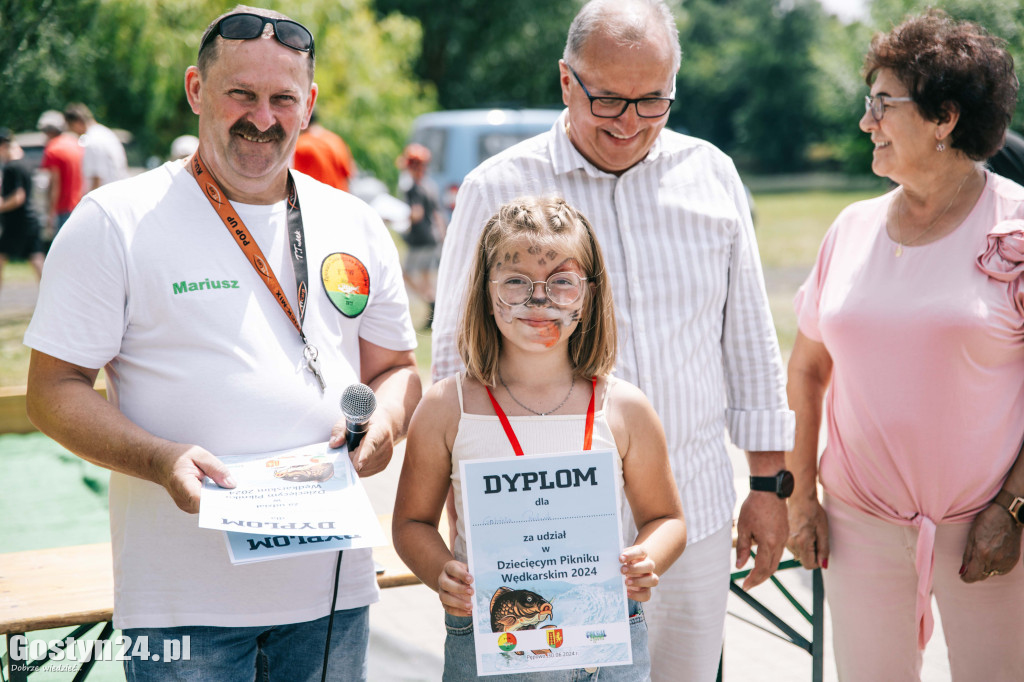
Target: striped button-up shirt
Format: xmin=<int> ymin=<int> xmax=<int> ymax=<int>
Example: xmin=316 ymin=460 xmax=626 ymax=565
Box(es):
xmin=431 ymin=112 xmax=794 ymax=543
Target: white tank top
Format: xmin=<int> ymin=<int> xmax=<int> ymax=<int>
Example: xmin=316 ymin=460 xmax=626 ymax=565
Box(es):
xmin=450 ymin=373 xmax=626 ymax=562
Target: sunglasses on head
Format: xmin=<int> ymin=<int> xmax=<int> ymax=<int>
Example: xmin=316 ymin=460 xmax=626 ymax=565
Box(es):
xmin=199 ymin=12 xmax=315 ymax=59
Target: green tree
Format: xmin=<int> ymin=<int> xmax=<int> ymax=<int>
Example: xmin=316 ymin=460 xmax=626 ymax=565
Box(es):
xmin=1 ymin=0 xmax=434 ymax=184
xmin=1 ymin=0 xmax=105 ymax=128
xmin=674 ymin=0 xmax=828 ymax=172
xmin=374 ymin=0 xmax=579 ymax=109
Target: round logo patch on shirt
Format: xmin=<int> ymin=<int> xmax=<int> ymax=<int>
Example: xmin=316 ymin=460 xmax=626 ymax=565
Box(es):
xmin=321 ymin=253 xmax=370 ymax=318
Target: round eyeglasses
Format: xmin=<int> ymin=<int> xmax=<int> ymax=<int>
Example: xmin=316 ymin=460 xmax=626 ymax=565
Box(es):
xmin=490 ymin=272 xmax=587 ymax=306
xmin=864 ymin=94 xmax=913 ymax=123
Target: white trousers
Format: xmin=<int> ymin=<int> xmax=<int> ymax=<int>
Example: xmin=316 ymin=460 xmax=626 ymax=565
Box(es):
xmin=643 ymin=522 xmax=733 ymax=682
xmin=824 ymin=494 xmax=1024 ymax=681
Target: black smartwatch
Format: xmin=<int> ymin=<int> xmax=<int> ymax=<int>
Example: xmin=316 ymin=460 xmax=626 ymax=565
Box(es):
xmin=749 ymin=470 xmax=795 ymax=499
xmin=994 ymin=489 xmax=1024 ymax=526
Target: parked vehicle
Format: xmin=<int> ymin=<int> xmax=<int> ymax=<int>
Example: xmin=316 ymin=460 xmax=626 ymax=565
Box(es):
xmin=407 ymin=108 xmax=563 ymax=216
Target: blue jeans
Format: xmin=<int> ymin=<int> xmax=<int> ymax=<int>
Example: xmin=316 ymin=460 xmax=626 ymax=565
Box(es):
xmin=443 ymin=601 xmax=650 ymax=681
xmin=123 ymin=606 xmax=369 ymax=681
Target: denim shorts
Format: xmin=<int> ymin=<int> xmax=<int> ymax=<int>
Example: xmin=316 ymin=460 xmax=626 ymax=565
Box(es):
xmin=122 ymin=606 xmax=368 ymax=682
xmin=442 ymin=600 xmax=650 ymax=681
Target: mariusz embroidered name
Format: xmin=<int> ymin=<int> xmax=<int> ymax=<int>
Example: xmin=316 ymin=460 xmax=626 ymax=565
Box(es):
xmin=172 ymin=278 xmax=240 ymax=294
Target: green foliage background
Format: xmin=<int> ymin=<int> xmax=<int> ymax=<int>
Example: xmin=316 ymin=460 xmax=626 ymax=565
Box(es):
xmin=2 ymin=0 xmax=1023 ymax=180
xmin=0 ymin=0 xmax=436 ymax=186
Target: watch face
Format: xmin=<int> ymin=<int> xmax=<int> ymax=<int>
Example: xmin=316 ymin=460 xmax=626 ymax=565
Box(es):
xmin=778 ymin=471 xmax=795 ymax=498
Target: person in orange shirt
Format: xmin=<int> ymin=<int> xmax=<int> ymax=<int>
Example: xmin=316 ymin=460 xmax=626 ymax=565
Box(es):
xmin=292 ymin=109 xmax=355 ymax=191
xmin=37 ymin=110 xmax=84 ymax=236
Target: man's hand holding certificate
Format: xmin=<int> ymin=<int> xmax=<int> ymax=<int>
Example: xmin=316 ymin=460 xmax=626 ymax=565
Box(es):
xmin=198 ymin=441 xmax=385 ymax=564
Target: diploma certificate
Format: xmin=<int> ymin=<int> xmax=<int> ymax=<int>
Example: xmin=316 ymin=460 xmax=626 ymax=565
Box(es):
xmin=460 ymin=449 xmax=631 ymax=676
xmin=198 ymin=441 xmax=385 ymax=564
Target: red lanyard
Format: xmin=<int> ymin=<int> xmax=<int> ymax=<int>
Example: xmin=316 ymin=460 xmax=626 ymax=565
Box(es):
xmin=484 ymin=377 xmax=597 ymax=456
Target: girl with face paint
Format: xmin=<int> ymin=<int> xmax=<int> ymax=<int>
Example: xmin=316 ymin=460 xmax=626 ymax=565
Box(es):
xmin=393 ymin=196 xmax=687 ymax=680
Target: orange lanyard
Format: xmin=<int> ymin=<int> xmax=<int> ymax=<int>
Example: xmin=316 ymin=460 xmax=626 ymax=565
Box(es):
xmin=188 ymin=150 xmax=325 ymax=391
xmin=484 ymin=377 xmax=596 ymax=455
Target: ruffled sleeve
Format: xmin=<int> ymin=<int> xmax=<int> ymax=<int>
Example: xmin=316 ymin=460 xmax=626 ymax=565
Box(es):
xmin=976 ymin=219 xmax=1024 ymax=318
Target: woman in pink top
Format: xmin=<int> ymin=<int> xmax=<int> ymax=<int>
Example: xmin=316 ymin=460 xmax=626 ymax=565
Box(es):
xmin=787 ymin=10 xmax=1024 ymax=681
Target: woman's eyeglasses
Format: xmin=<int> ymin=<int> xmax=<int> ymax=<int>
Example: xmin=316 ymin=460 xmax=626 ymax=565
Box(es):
xmin=490 ymin=272 xmax=587 ymax=306
xmin=864 ymin=94 xmax=913 ymax=122
xmin=199 ymin=13 xmax=315 ymax=60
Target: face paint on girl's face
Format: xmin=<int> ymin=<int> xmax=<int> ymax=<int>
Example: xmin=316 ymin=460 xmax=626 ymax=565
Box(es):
xmin=489 ymin=241 xmax=587 ymax=349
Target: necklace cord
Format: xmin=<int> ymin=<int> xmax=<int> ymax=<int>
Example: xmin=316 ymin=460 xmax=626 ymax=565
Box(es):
xmin=896 ymin=167 xmax=975 ymax=250
xmin=498 ymin=367 xmax=575 ymax=416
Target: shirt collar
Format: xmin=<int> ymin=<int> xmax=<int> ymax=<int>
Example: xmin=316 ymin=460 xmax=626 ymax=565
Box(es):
xmin=549 ymin=109 xmax=668 ymax=178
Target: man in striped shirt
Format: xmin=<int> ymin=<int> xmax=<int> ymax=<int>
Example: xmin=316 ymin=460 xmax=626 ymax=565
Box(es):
xmin=431 ymin=0 xmax=795 ymax=679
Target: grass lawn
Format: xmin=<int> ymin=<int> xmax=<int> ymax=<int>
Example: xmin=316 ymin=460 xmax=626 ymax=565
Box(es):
xmin=754 ymin=189 xmax=887 ymax=269
xmin=753 ymin=187 xmax=888 ymax=354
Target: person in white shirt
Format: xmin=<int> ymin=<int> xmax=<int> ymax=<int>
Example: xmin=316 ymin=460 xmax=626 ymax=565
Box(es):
xmin=430 ymin=1 xmax=794 ymax=678
xmin=64 ymin=102 xmax=128 ymax=191
xmin=26 ymin=7 xmax=421 ymax=680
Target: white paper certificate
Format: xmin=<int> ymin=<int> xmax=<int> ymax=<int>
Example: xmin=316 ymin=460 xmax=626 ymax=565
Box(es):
xmin=460 ymin=449 xmax=631 ymax=676
xmin=198 ymin=441 xmax=385 ymax=563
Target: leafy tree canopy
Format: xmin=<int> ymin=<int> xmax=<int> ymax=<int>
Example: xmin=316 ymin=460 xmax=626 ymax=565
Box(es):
xmin=0 ymin=0 xmax=434 ymax=184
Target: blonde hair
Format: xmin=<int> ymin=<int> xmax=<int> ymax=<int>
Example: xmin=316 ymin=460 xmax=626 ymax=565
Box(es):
xmin=457 ymin=196 xmax=617 ymax=387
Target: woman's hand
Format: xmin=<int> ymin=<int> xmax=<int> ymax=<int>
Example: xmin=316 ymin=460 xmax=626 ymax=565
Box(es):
xmin=438 ymin=560 xmax=474 ymax=616
xmin=960 ymin=504 xmax=1023 ymax=583
xmin=786 ymin=495 xmax=830 ymax=570
xmin=620 ymin=545 xmax=659 ymax=602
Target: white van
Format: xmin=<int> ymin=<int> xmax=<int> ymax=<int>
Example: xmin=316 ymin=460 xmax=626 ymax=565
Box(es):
xmin=407 ymin=108 xmax=563 ymax=216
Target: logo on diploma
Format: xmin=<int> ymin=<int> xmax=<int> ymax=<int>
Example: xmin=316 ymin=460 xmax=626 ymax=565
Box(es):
xmin=497 ymin=633 xmax=517 ymax=652
xmin=546 ymin=629 xmax=564 ymax=648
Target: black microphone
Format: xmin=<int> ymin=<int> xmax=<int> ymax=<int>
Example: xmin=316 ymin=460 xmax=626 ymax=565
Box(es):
xmin=341 ymin=383 xmax=376 ymax=451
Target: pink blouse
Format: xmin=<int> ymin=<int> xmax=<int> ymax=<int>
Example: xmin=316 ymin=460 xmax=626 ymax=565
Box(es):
xmin=795 ymin=171 xmax=1024 ymax=647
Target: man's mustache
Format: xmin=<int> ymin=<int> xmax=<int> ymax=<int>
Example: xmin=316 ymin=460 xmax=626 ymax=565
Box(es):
xmin=230 ymin=120 xmax=285 ymax=142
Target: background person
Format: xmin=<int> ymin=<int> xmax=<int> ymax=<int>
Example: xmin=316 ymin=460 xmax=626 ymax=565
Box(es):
xmin=429 ymin=1 xmax=794 ymax=679
xmin=394 ymin=196 xmax=686 ymax=680
xmin=64 ymin=102 xmax=128 ymax=192
xmin=397 ymin=143 xmax=445 ymax=328
xmin=36 ymin=109 xmax=83 ymax=237
xmin=0 ymin=128 xmax=45 ymax=295
xmin=786 ymin=10 xmax=1024 ymax=680
xmin=169 ymin=134 xmax=200 ymax=161
xmin=23 ymin=6 xmax=421 ymax=680
xmin=293 ymin=108 xmax=356 ymax=191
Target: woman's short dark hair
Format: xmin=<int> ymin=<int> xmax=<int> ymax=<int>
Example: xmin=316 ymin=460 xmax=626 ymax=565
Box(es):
xmin=863 ymin=9 xmax=1018 ymax=160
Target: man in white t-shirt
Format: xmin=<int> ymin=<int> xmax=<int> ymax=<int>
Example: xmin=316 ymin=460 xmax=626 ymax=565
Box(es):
xmin=64 ymin=103 xmax=128 ymax=192
xmin=24 ymin=7 xmax=421 ymax=681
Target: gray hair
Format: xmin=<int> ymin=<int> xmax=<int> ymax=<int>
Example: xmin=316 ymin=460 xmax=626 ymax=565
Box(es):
xmin=563 ymin=0 xmax=681 ymax=73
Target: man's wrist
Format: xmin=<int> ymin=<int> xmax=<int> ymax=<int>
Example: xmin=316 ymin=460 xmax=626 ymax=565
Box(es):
xmin=749 ymin=470 xmax=794 ymax=499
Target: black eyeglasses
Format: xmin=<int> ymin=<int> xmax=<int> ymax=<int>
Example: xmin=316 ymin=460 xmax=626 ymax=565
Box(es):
xmin=568 ymin=65 xmax=674 ymax=119
xmin=199 ymin=13 xmax=315 ymax=60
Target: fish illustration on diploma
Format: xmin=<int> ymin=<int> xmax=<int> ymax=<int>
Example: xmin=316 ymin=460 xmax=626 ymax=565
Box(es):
xmin=490 ymin=587 xmax=557 ymax=656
